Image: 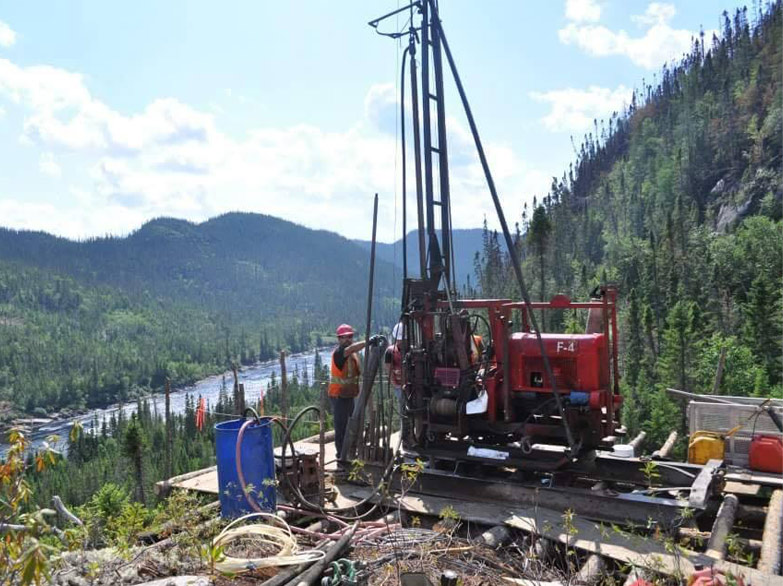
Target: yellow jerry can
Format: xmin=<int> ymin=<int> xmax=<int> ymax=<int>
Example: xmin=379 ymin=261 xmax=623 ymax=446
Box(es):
xmin=688 ymin=431 xmax=725 ymax=464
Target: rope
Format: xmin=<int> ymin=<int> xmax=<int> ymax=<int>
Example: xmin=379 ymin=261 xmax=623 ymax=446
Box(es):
xmin=212 ymin=512 xmax=325 ymax=573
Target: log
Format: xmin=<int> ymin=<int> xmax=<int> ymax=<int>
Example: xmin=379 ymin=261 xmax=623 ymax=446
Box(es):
xmin=475 ymin=525 xmax=511 ymax=549
xmin=651 ymin=431 xmax=678 ymax=460
xmin=759 ymin=489 xmax=783 ymax=575
xmin=52 ymin=495 xmax=83 ymax=526
xmin=574 ymin=554 xmax=606 ymax=585
xmin=706 ymin=494 xmax=739 ymax=560
xmin=679 ymin=527 xmax=761 ymax=553
xmin=628 ymin=432 xmax=647 ymax=456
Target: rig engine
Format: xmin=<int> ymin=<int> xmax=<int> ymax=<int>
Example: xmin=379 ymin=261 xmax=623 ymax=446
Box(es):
xmin=399 ymin=284 xmax=622 ymax=468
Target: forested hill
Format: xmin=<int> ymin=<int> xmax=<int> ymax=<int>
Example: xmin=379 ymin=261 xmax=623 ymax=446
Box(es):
xmin=356 ymin=228 xmax=485 ymax=287
xmin=475 ymin=2 xmax=782 ymax=445
xmin=0 ymin=213 xmax=397 ymax=325
xmin=0 ymin=212 xmax=398 ymax=416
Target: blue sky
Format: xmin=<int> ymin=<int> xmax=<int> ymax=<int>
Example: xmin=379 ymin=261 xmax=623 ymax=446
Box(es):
xmin=0 ymin=0 xmax=752 ymax=242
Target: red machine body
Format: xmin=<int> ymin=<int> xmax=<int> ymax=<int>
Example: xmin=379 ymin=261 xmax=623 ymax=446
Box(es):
xmin=403 ymin=286 xmax=622 ymax=463
xmin=509 ymin=333 xmax=609 ymax=394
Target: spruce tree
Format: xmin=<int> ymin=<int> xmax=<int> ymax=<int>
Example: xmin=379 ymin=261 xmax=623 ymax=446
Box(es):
xmin=123 ymin=414 xmax=147 ymax=505
xmin=743 ymin=273 xmax=782 ymax=383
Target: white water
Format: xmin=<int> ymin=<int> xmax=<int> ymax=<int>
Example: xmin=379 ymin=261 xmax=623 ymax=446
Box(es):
xmin=1 ymin=348 xmax=327 ymax=457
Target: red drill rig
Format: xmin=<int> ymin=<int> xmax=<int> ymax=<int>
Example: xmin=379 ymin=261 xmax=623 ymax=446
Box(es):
xmin=371 ymin=1 xmax=623 ymax=469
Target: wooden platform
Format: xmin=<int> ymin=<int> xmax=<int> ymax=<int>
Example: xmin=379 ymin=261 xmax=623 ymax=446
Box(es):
xmin=155 ymin=431 xmax=357 ymax=507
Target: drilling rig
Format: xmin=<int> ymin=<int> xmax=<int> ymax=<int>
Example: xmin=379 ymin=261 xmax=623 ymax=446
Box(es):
xmin=370 ymin=1 xmax=623 ymax=470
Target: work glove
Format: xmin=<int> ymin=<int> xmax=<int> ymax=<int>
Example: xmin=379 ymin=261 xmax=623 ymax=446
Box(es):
xmin=368 ymin=334 xmax=385 ymax=347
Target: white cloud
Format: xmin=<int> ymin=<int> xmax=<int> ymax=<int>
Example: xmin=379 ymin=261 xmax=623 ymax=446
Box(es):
xmin=559 ymin=1 xmax=700 ymax=69
xmin=632 ymin=2 xmax=677 ymax=26
xmin=565 ymin=0 xmax=601 ymax=23
xmin=0 ymin=58 xmax=545 ymax=241
xmin=38 ymin=152 xmax=61 ymax=177
xmin=530 ymin=85 xmax=632 ymax=133
xmin=0 ymin=20 xmax=16 ymax=48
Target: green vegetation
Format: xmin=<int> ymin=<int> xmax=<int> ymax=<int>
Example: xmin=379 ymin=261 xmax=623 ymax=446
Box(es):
xmin=0 ymin=212 xmax=398 ymax=418
xmin=473 ymin=3 xmax=782 ymax=448
xmin=29 ymin=358 xmax=330 ymax=510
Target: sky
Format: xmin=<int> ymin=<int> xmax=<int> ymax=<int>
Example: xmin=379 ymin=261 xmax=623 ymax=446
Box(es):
xmin=0 ymin=0 xmax=753 ymax=243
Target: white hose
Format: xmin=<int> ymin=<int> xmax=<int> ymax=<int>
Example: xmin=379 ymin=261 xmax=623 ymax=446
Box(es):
xmin=212 ymin=512 xmax=325 ymax=574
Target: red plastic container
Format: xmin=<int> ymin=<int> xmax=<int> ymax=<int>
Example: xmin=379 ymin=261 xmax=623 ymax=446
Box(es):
xmin=748 ymin=435 xmax=783 ymax=474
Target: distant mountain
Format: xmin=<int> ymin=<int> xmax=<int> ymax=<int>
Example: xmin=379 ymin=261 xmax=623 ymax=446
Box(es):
xmin=0 ymin=213 xmax=400 ymax=414
xmin=355 ymin=228 xmax=484 ymax=287
xmin=0 ymin=213 xmax=398 ymax=327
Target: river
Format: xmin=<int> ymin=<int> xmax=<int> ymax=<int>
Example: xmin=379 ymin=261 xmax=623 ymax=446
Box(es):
xmin=1 ymin=347 xmax=327 ymax=457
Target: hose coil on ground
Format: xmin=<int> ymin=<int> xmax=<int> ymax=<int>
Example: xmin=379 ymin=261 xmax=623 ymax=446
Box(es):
xmin=212 ymin=512 xmax=325 ymax=574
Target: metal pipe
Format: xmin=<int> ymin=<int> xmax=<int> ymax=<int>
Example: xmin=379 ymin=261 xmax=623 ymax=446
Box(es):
xmin=340 ymin=343 xmax=385 ymax=462
xmin=502 ymin=317 xmax=512 ymax=423
xmin=318 ymin=382 xmax=326 ymax=509
xmin=431 ymin=14 xmax=452 ymax=288
xmin=408 ymin=35 xmax=427 ymax=278
xmin=606 ymin=288 xmax=619 ymax=430
xmin=364 ymin=193 xmax=379 ymax=375
xmin=285 ymin=523 xmax=358 ymax=586
xmin=759 ymin=489 xmax=782 ymax=575
xmin=421 ymin=0 xmax=435 ymax=255
xmin=400 ymin=45 xmax=409 ymax=282
xmin=368 ymin=2 xmax=420 ymax=30
xmin=428 ymin=0 xmax=576 ymax=453
xmin=165 ymin=378 xmax=172 ymax=479
xmin=361 ymin=193 xmax=379 ymax=461
xmin=339 ymin=196 xmax=380 ymax=463
xmin=280 ymin=350 xmax=288 ymax=422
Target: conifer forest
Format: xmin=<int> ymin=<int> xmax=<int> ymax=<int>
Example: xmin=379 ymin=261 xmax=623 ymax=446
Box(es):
xmin=0 ymin=2 xmax=781 ymax=583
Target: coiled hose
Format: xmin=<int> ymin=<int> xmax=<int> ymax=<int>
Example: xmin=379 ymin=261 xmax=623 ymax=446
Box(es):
xmin=234 ymin=405 xmax=400 ymax=523
xmin=212 ymin=512 xmax=325 ymax=573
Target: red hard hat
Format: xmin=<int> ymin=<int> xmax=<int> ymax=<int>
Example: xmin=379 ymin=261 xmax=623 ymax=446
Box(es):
xmin=336 ymin=324 xmax=355 ymax=337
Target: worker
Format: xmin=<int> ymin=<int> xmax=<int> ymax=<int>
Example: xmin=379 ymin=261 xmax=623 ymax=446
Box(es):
xmin=384 ymin=322 xmax=409 ymax=442
xmin=329 ymin=323 xmax=381 ymax=461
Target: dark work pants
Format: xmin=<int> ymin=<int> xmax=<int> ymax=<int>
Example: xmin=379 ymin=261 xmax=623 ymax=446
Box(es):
xmin=330 ymin=396 xmax=355 ymax=460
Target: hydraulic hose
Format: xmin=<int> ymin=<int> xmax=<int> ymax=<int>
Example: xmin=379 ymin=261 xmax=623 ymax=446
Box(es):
xmin=234 ymin=411 xmax=398 ymax=522
xmin=280 ymin=405 xmax=402 ymax=522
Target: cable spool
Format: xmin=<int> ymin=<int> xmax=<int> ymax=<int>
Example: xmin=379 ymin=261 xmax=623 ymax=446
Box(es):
xmin=430 ymin=397 xmax=459 ymax=417
xmin=212 ymin=512 xmax=325 ymax=574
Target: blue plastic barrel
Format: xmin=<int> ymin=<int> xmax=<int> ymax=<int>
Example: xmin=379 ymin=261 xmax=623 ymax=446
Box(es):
xmin=215 ymin=418 xmax=276 ymax=518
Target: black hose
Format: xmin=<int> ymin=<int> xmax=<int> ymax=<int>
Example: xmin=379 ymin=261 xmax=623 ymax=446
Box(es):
xmin=279 ymin=405 xmax=401 ymax=522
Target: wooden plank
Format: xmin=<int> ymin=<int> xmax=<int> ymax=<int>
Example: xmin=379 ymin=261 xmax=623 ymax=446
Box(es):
xmin=159 ymin=436 xmax=341 ymax=496
xmin=723 ymin=481 xmax=761 ymax=497
xmin=725 ymin=470 xmax=783 ymax=488
xmin=349 ymin=488 xmax=783 ymax=586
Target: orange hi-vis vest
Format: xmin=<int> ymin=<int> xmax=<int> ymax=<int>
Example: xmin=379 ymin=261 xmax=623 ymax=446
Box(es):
xmin=329 ymin=350 xmax=361 ymax=398
xmin=470 ymin=334 xmax=484 ymax=364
